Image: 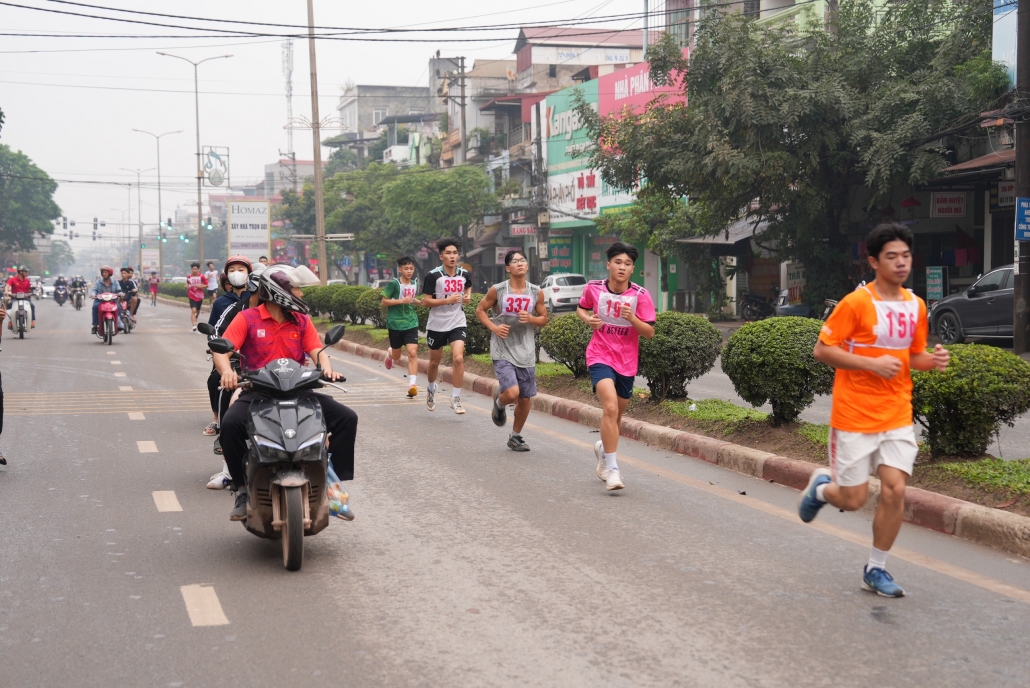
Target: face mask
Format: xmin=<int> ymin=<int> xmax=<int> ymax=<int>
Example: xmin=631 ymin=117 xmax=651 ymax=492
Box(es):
xmin=228 ymin=271 xmax=249 ymax=287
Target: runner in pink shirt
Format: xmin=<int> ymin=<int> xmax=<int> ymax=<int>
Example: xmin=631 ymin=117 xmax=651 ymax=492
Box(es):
xmin=576 ymin=241 xmax=655 ymax=491
xmin=185 ymin=262 xmax=206 ymax=331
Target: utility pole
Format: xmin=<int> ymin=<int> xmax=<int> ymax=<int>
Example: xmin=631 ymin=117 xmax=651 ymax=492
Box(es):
xmin=643 ymin=0 xmax=648 ymax=57
xmin=307 ymin=0 xmax=329 ymax=285
xmin=459 ymin=56 xmax=467 ymax=165
xmin=120 ymin=167 xmax=154 ymax=274
xmin=133 ymin=130 xmax=180 ymax=279
xmin=1015 ymin=0 xmax=1030 ymax=354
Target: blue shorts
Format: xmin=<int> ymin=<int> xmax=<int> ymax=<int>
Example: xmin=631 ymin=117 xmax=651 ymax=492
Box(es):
xmin=588 ymin=363 xmax=634 ymax=400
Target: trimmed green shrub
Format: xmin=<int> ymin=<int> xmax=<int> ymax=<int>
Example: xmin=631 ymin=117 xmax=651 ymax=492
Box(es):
xmin=355 ymin=288 xmax=387 ymax=328
xmin=302 ymin=286 xmax=327 ymax=316
xmin=414 ymin=300 xmax=430 ymax=333
xmin=331 ymin=285 xmax=369 ymax=324
xmin=912 ymin=344 xmax=1030 ymax=458
xmin=462 ymin=293 xmax=491 ymax=354
xmin=639 ymin=312 xmax=722 ymax=400
xmin=721 ymin=317 xmax=834 ymax=426
xmin=539 ymin=313 xmax=592 ymax=377
xmin=158 ymin=282 xmax=188 ymax=299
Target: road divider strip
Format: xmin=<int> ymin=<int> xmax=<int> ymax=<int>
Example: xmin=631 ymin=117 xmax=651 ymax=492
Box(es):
xmin=152 ymin=490 xmax=182 ymax=512
xmin=333 ymin=338 xmax=1030 ymax=560
xmin=179 ymin=584 xmax=229 ymax=626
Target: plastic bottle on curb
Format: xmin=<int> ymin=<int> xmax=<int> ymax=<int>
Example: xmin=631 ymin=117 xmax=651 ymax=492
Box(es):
xmin=326 ymin=463 xmax=353 ymax=520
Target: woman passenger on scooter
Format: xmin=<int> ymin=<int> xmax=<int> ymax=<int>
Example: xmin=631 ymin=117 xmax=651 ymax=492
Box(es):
xmin=213 ymin=265 xmax=357 ymax=522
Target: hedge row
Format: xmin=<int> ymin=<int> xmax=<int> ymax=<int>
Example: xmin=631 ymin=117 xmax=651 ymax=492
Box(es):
xmin=158 ymin=282 xmax=188 ymax=299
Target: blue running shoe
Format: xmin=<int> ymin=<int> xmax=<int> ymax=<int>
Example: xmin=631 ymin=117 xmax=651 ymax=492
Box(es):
xmin=798 ymin=467 xmax=832 ymax=523
xmin=862 ymin=566 xmax=905 ymax=597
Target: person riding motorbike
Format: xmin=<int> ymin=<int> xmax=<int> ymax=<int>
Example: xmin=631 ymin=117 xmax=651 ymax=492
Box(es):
xmin=117 ymin=267 xmax=139 ymax=325
xmin=54 ymin=274 xmax=68 ymax=289
xmin=91 ymin=266 xmax=123 ymax=335
xmin=125 ymin=267 xmax=143 ymax=318
xmin=5 ymin=266 xmax=35 ymax=330
xmin=213 ymin=264 xmax=356 ymax=521
xmin=203 ymin=256 xmax=253 ymax=439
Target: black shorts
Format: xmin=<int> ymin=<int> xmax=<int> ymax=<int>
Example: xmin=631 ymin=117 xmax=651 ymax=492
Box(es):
xmin=426 ymin=327 xmax=467 ymax=351
xmin=388 ymin=326 xmax=419 ymax=349
xmin=189 ymin=298 xmax=204 ymax=311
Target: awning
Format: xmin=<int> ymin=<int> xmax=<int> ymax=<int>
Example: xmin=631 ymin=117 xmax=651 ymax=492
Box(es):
xmin=465 ymin=247 xmax=487 ymax=258
xmin=941 ymin=148 xmax=1014 ymax=174
xmin=677 ymin=217 xmax=769 ymax=245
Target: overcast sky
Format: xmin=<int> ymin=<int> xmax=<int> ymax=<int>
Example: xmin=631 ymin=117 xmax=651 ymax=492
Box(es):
xmin=0 ymin=0 xmax=645 ymax=250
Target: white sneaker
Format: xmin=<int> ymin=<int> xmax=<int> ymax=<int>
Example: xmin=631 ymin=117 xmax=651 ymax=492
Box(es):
xmin=206 ymin=471 xmax=231 ymax=490
xmin=594 ymin=440 xmax=609 ymax=481
xmin=450 ymin=396 xmax=466 ymax=415
xmin=606 ymin=469 xmax=624 ymax=491
xmin=426 ymin=386 xmax=436 ymax=411
xmin=191 ymin=325 xmax=198 ymax=332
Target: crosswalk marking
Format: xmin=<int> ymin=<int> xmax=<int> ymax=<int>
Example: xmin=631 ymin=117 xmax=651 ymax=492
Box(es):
xmin=128 ymin=411 xmax=145 ymax=420
xmin=152 ymin=491 xmax=182 ymax=512
xmin=136 ymin=440 xmax=158 ymax=453
xmin=179 ymin=585 xmax=229 ymax=626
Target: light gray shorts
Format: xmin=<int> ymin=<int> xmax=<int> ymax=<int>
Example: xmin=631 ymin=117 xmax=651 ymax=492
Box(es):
xmin=493 ymin=359 xmax=537 ymax=399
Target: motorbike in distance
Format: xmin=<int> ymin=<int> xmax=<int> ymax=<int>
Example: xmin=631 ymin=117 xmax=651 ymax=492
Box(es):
xmin=54 ymin=284 xmax=69 ymax=306
xmin=120 ymin=297 xmax=134 ymax=334
xmin=207 ymin=324 xmax=348 ymax=571
xmin=10 ymin=293 xmax=31 ymax=339
xmin=737 ymin=286 xmax=779 ymax=320
xmin=94 ymin=292 xmax=120 ymax=345
xmin=72 ymin=286 xmax=84 ymax=311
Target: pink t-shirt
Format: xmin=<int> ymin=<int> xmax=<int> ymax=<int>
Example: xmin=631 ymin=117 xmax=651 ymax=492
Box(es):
xmin=578 ymin=279 xmax=656 ymax=377
xmin=186 ymin=274 xmax=206 ymax=302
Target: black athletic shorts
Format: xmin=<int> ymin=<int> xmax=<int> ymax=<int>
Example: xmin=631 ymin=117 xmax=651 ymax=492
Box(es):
xmin=189 ymin=298 xmax=204 ymax=311
xmin=388 ymin=326 xmax=419 ymax=349
xmin=426 ymin=327 xmax=467 ymax=351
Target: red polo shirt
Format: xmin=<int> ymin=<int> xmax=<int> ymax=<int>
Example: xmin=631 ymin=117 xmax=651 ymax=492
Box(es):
xmin=222 ymin=304 xmax=322 ymax=369
xmin=7 ymin=277 xmax=31 ymax=295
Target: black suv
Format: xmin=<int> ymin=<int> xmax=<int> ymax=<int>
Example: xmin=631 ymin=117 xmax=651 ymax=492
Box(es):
xmin=929 ymin=264 xmax=1014 ymax=344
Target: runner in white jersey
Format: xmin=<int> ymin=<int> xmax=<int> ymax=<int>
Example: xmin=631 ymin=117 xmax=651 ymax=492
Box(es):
xmin=476 ymin=249 xmax=548 ymax=451
xmin=421 ymin=237 xmax=472 ymax=414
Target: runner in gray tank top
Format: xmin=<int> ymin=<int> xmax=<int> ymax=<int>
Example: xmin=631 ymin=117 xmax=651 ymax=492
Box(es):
xmin=476 ymin=249 xmax=548 ymax=451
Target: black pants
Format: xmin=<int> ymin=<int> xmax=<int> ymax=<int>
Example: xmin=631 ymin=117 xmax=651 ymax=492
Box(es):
xmin=206 ymin=368 xmax=232 ymax=423
xmin=220 ymin=392 xmax=357 ymax=489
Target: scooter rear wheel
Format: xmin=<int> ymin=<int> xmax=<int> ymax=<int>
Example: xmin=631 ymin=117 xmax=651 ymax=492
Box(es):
xmin=104 ymin=319 xmax=114 ymax=345
xmin=282 ymin=486 xmax=304 ymax=571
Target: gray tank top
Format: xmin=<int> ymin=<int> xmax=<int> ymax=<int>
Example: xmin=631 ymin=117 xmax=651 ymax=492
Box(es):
xmin=489 ymin=280 xmax=540 ymax=368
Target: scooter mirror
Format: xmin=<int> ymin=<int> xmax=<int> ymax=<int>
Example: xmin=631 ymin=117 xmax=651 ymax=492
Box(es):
xmin=196 ymin=322 xmax=215 ymax=336
xmin=207 ymin=337 xmax=236 ymax=355
xmin=324 ymin=324 xmax=346 ymax=346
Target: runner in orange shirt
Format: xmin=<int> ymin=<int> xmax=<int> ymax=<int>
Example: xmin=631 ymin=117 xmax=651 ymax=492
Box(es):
xmin=799 ymin=223 xmax=949 ymax=597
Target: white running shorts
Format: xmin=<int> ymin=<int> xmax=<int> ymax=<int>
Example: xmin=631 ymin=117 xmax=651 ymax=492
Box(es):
xmin=827 ymin=425 xmax=917 ymax=488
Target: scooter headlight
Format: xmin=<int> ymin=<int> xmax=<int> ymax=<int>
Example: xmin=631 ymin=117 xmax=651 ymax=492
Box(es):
xmin=295 ymin=433 xmax=325 ymax=458
xmin=254 ymin=434 xmax=288 ymax=460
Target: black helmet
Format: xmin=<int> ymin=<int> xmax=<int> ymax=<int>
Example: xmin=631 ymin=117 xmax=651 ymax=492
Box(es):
xmin=257 ymin=265 xmax=310 ymax=315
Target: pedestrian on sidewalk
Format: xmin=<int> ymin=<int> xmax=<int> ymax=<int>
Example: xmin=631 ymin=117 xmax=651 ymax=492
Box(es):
xmin=0 ymin=300 xmax=6 ymax=465
xmin=477 ymin=249 xmax=548 ymax=451
xmin=800 ymin=222 xmax=949 ymax=598
xmin=576 ymin=242 xmax=655 ymax=491
xmin=185 ymin=263 xmax=206 ymax=332
xmin=422 ymin=238 xmax=472 ymax=414
xmin=380 ymin=256 xmax=421 ymax=398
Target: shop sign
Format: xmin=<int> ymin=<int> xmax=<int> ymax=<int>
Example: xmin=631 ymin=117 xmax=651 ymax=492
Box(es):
xmin=930 ymin=192 xmax=966 ymax=218
xmin=548 ymin=231 xmax=573 ymax=270
xmin=509 ymin=224 xmax=536 ymax=236
xmin=926 ymin=267 xmax=947 ymax=305
xmin=228 ymin=200 xmax=271 ymax=263
xmin=1016 ymin=197 xmax=1030 ymax=241
xmin=998 ymin=181 xmax=1016 ymax=207
xmin=496 ymin=247 xmax=520 ymax=265
xmin=597 ymin=48 xmax=689 ymax=117
xmin=784 ymin=262 xmax=806 ymax=305
xmin=548 ymin=170 xmax=600 ymax=225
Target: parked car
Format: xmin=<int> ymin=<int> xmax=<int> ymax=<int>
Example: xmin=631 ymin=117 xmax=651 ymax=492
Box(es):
xmin=930 ymin=264 xmax=1014 ymax=344
xmin=540 ymin=273 xmax=587 ymax=312
xmin=327 ymin=279 xmax=348 ymax=286
xmin=170 ymin=276 xmax=187 ymax=284
xmin=41 ymin=280 xmax=55 ymax=299
xmin=370 ymin=279 xmax=392 ymax=289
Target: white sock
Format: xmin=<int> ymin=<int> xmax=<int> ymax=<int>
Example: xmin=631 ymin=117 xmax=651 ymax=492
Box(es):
xmin=868 ymin=546 xmax=889 ymax=571
xmin=408 ymin=374 xmax=416 ymax=385
xmin=604 ymin=451 xmax=618 ymax=472
xmin=815 ymin=483 xmax=828 ymax=503
xmin=428 ymin=382 xmax=438 ymax=393
xmin=451 ymin=387 xmax=461 ymax=398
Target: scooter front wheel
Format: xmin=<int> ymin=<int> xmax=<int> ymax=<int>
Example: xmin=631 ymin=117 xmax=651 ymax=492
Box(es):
xmin=104 ymin=319 xmax=114 ymax=345
xmin=282 ymin=486 xmax=304 ymax=571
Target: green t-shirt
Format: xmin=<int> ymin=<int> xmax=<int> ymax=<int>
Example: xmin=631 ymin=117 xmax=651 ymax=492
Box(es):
xmin=382 ymin=278 xmax=419 ymax=331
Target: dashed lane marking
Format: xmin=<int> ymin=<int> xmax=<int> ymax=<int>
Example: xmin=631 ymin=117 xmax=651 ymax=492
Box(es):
xmin=119 ymin=386 xmax=133 ymax=391
xmin=110 ymin=361 xmax=121 ymax=365
xmin=114 ymin=372 xmax=126 ymax=377
xmin=106 ymin=351 xmax=116 ymax=355
xmin=179 ymin=585 xmax=229 ymax=626
xmin=136 ymin=441 xmax=158 ymax=453
xmin=335 ymin=350 xmax=1030 ymax=606
xmin=128 ymin=411 xmax=145 ymax=420
xmin=152 ymin=490 xmax=182 ymax=512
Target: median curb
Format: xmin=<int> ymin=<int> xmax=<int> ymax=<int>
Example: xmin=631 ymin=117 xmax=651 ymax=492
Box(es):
xmin=333 ymin=338 xmax=1030 ymax=559
xmin=155 ymin=295 xmax=212 ymax=314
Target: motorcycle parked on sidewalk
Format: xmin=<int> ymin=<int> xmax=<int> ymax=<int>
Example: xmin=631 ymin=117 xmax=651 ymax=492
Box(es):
xmin=54 ymin=284 xmax=69 ymax=307
xmin=94 ymin=292 xmax=120 ymax=345
xmin=207 ymin=325 xmax=347 ymax=572
xmin=11 ymin=293 xmax=31 ymax=339
xmin=72 ymin=287 xmax=84 ymax=311
xmin=738 ymin=287 xmax=779 ymax=320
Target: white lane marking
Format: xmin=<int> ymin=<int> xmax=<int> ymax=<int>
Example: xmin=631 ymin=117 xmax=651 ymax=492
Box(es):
xmin=179 ymin=585 xmax=229 ymax=626
xmin=107 ymin=351 xmax=116 ymax=355
xmin=152 ymin=491 xmax=182 ymax=512
xmin=111 ymin=361 xmax=122 ymax=365
xmin=136 ymin=441 xmax=158 ymax=453
xmin=119 ymin=386 xmax=134 ymax=391
xmin=128 ymin=411 xmax=145 ymax=420
xmin=114 ymin=372 xmax=126 ymax=378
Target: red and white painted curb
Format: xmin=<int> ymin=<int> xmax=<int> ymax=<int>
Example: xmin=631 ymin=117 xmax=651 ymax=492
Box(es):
xmin=335 ymin=338 xmax=1030 ymax=559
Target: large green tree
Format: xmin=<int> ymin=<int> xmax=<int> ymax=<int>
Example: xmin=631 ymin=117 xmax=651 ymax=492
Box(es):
xmin=382 ymin=164 xmax=494 ymax=251
xmin=581 ymin=0 xmax=1008 ymax=304
xmin=0 ymin=144 xmax=60 ymax=251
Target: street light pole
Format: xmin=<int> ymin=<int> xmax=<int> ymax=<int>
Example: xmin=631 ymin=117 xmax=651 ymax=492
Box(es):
xmin=158 ymin=52 xmax=233 ymax=271
xmin=1015 ymin=0 xmax=1030 ymax=353
xmin=132 ymin=129 xmax=181 ymax=279
xmin=306 ymin=0 xmax=328 ymax=286
xmin=120 ymin=167 xmax=155 ymax=274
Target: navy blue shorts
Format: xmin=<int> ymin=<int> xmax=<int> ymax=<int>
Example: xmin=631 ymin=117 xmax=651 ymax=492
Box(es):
xmin=588 ymin=363 xmax=634 ymax=400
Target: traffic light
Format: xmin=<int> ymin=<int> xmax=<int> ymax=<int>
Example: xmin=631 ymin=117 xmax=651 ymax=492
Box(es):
xmin=179 ymin=234 xmax=185 ymax=241
xmin=62 ymin=217 xmax=67 ymax=230
xmin=204 ymin=216 xmax=213 ymax=230
xmin=141 ymin=243 xmax=146 ymax=249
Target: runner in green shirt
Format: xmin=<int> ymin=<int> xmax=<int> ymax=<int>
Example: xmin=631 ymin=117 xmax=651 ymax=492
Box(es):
xmin=380 ymin=256 xmax=421 ymax=398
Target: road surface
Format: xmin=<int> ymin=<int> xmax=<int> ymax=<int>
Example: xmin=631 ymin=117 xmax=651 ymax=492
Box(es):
xmin=2 ymin=299 xmax=1029 ymax=686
